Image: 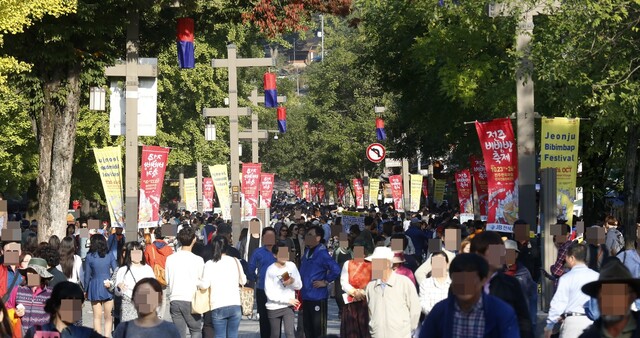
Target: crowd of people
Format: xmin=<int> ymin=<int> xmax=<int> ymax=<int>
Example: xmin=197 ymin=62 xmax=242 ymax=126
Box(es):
xmin=0 ymin=196 xmax=639 ymax=338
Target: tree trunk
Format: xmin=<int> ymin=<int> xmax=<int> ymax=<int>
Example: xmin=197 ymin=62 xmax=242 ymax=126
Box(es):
xmin=36 ymin=64 xmax=81 ymax=243
xmin=623 ymin=123 xmax=640 ymax=249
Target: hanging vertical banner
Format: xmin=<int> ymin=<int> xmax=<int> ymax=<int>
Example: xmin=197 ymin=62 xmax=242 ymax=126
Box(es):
xmin=310 ymin=185 xmax=318 ymax=202
xmin=203 ymin=178 xmax=214 ymax=212
xmin=540 ymin=117 xmax=580 ymax=225
xmin=183 ymin=178 xmax=197 ymax=211
xmin=209 ymin=165 xmax=231 ymax=220
xmin=375 ymin=117 xmax=387 ymax=141
xmin=352 ymin=178 xmax=364 ymax=209
xmin=241 ymin=163 xmax=262 ymax=219
xmin=336 ymin=181 xmax=346 ymax=204
xmin=434 ymin=179 xmax=445 ymax=205
xmin=455 ymin=169 xmax=474 ymax=222
xmin=410 ymin=174 xmax=423 ymax=212
xmin=475 ymin=118 xmax=519 ymax=232
xmin=422 ymin=177 xmax=429 ymax=199
xmin=176 ymin=18 xmax=195 ymax=69
xmin=139 ymin=146 xmax=170 ymax=228
xmin=470 ymin=156 xmax=489 ymax=221
xmin=260 ymin=173 xmax=275 ymax=208
xmin=302 ymin=181 xmax=310 ymax=200
xmin=318 ymin=183 xmax=326 ymax=203
xmin=389 ymin=175 xmax=404 ymax=211
xmin=93 ymin=147 xmax=125 ymax=227
xmin=264 ymin=72 xmax=278 ymax=108
xmin=289 ymin=180 xmax=300 ymax=198
xmin=277 ymin=106 xmax=287 ymax=133
xmin=369 ymin=178 xmax=380 ymax=206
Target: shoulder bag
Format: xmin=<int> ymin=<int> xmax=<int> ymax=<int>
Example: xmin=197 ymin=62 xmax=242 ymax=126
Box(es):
xmin=235 ymin=257 xmax=254 ymax=316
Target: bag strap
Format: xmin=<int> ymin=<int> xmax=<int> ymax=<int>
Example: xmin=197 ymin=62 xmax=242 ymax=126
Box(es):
xmin=234 ymin=258 xmax=244 ymax=287
xmin=2 ymin=268 xmax=20 ymax=303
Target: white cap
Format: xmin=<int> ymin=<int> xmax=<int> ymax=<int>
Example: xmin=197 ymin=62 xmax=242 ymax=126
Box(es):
xmin=365 ymin=247 xmax=394 ymax=263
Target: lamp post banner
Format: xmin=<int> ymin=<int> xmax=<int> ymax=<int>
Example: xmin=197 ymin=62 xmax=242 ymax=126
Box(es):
xmin=260 ymin=173 xmax=275 ymax=208
xmin=303 ymin=181 xmax=310 ymax=200
xmin=410 ymin=174 xmax=423 ymax=212
xmin=475 ymin=118 xmax=519 ymax=232
xmin=352 ymin=178 xmax=364 ymax=209
xmin=455 ymin=169 xmax=474 ymax=222
xmin=317 ymin=183 xmax=326 ymax=203
xmin=540 ymin=117 xmax=580 ymax=225
xmin=434 ymin=179 xmax=445 ymax=205
xmin=183 ymin=178 xmax=197 ymax=212
xmin=389 ymin=175 xmax=404 ymax=211
xmin=369 ymin=178 xmax=380 ymax=206
xmin=241 ymin=163 xmax=262 ymax=219
xmin=93 ymin=147 xmax=125 ymax=228
xmin=336 ymin=181 xmax=346 ymax=204
xmin=209 ymin=165 xmax=231 ymax=220
xmin=138 ymin=146 xmax=170 ymax=228
xmin=310 ymin=184 xmax=318 ymax=203
xmin=422 ymin=177 xmax=429 ymax=199
xmin=203 ymin=177 xmax=214 ymax=212
xmin=470 ymin=155 xmax=489 ymax=220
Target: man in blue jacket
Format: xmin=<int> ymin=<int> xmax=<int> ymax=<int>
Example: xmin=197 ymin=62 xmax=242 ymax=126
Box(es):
xmin=300 ymin=225 xmax=341 ymax=338
xmin=420 ymin=253 xmax=520 ymax=338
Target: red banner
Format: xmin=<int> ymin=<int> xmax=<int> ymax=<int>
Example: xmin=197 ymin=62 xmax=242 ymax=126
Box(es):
xmin=336 ymin=181 xmax=346 ymax=204
xmin=352 ymin=178 xmax=364 ymax=208
xmin=455 ymin=169 xmax=474 ymax=216
xmin=318 ymin=183 xmax=325 ymax=203
xmin=389 ymin=175 xmax=404 ymax=211
xmin=203 ymin=177 xmax=214 ymax=212
xmin=475 ymin=118 xmax=518 ymax=231
xmin=139 ymin=146 xmax=170 ymax=228
xmin=422 ymin=177 xmax=429 ymax=198
xmin=290 ymin=180 xmax=300 ymax=198
xmin=242 ymin=163 xmax=262 ymax=219
xmin=470 ymin=155 xmax=489 ymax=220
xmin=260 ymin=173 xmax=275 ymax=208
xmin=303 ymin=181 xmax=310 ymax=200
xmin=310 ymin=185 xmax=318 ymax=202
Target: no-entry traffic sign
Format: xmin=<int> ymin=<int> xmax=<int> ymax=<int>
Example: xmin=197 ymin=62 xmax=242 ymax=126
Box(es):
xmin=366 ymin=143 xmax=386 ymax=163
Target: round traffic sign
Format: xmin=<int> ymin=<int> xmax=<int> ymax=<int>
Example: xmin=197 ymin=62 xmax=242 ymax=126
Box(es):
xmin=366 ymin=143 xmax=386 ymax=163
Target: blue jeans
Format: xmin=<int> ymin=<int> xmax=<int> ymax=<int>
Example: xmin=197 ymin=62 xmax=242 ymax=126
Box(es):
xmin=211 ymin=305 xmax=242 ymax=338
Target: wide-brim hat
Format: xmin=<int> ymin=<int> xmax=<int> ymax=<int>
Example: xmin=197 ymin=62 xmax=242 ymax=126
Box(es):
xmin=582 ymin=259 xmax=640 ymax=298
xmin=391 ymin=251 xmax=405 ymax=264
xmin=19 ymin=257 xmax=53 ymax=279
xmin=365 ymin=247 xmax=394 ymax=262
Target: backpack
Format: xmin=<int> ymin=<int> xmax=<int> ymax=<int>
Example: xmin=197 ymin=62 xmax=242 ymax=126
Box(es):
xmin=151 ymin=247 xmax=168 ymax=286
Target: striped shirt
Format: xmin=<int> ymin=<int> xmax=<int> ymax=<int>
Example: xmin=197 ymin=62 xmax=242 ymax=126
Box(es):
xmin=8 ymin=285 xmax=53 ymax=336
xmin=452 ymin=295 xmax=485 ymax=338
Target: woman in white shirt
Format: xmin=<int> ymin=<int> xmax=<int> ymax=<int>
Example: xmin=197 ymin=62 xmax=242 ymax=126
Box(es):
xmin=418 ymin=251 xmax=451 ymax=315
xmin=114 ymin=241 xmax=155 ymax=322
xmin=264 ymin=245 xmax=302 ymax=338
xmin=199 ymin=236 xmax=246 ymax=338
xmin=58 ymin=236 xmax=83 ymax=284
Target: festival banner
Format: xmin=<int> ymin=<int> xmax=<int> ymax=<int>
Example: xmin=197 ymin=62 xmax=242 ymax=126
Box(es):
xmin=410 ymin=174 xmax=423 ymax=212
xmin=310 ymin=185 xmax=318 ymax=202
xmin=317 ymin=183 xmax=326 ymax=203
xmin=209 ymin=165 xmax=231 ymax=220
xmin=203 ymin=178 xmax=214 ymax=211
xmin=470 ymin=156 xmax=489 ymax=221
xmin=183 ymin=178 xmax=197 ymax=212
xmin=289 ymin=180 xmax=301 ymax=198
xmin=434 ymin=179 xmax=445 ymax=205
xmin=455 ymin=169 xmax=474 ymax=222
xmin=241 ymin=163 xmax=262 ymax=219
xmin=303 ymin=181 xmax=310 ymax=200
xmin=540 ymin=117 xmax=580 ymax=225
xmin=93 ymin=147 xmax=125 ymax=227
xmin=139 ymin=146 xmax=170 ymax=228
xmin=369 ymin=178 xmax=380 ymax=206
xmin=422 ymin=177 xmax=429 ymax=199
xmin=475 ymin=118 xmax=518 ymax=232
xmin=336 ymin=181 xmax=346 ymax=204
xmin=260 ymin=173 xmax=275 ymax=208
xmin=352 ymin=178 xmax=364 ymax=209
xmin=389 ymin=175 xmax=404 ymax=211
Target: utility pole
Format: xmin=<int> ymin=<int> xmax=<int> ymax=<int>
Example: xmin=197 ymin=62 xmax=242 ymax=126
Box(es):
xmin=320 ymin=14 xmax=325 ymax=62
xmin=204 ymin=44 xmax=273 ymax=239
xmin=489 ymin=1 xmax=560 ymax=231
xmin=241 ymin=88 xmax=286 ymax=163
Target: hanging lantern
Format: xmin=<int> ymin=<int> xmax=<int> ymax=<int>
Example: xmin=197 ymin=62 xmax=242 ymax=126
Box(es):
xmin=375 ymin=117 xmax=387 ymax=141
xmin=177 ymin=18 xmax=195 ymax=69
xmin=264 ymin=72 xmax=278 ymax=108
xmin=277 ymin=106 xmax=287 ymax=133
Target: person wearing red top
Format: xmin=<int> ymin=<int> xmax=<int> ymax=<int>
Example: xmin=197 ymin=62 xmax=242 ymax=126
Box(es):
xmin=392 ymin=251 xmax=417 ymax=286
xmin=143 ymin=227 xmax=173 ymax=320
xmin=339 ymin=246 xmax=372 ymax=338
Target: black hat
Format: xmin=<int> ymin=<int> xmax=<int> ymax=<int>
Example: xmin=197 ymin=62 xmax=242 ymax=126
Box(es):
xmin=582 ymin=259 xmax=640 ymax=298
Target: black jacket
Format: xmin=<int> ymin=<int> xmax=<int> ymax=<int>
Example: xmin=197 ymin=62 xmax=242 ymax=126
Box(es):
xmin=579 ymin=311 xmax=640 ymax=338
xmin=489 ymin=271 xmax=533 ymax=338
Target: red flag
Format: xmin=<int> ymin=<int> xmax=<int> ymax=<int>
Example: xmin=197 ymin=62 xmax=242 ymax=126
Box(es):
xmin=389 ymin=175 xmax=404 ymax=210
xmin=139 ymin=146 xmax=170 ymax=228
xmin=260 ymin=173 xmax=275 ymax=208
xmin=336 ymin=181 xmax=346 ymax=204
xmin=455 ymin=169 xmax=474 ymax=216
xmin=470 ymin=155 xmax=489 ymax=220
xmin=241 ymin=163 xmax=262 ymax=218
xmin=422 ymin=177 xmax=429 ymax=198
xmin=352 ymin=178 xmax=364 ymax=208
xmin=203 ymin=178 xmax=215 ymax=211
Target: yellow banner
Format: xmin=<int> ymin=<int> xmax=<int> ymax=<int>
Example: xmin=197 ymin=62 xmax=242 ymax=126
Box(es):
xmin=209 ymin=165 xmax=231 ymax=220
xmin=369 ymin=178 xmax=380 ymax=206
xmin=434 ymin=179 xmax=445 ymax=205
xmin=541 ymin=117 xmax=580 ymax=225
xmin=183 ymin=178 xmax=197 ymax=212
xmin=410 ymin=174 xmax=423 ymax=212
xmin=93 ymin=147 xmax=124 ymax=227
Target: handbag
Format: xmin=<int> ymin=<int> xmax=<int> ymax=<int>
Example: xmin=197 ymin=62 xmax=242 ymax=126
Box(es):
xmin=235 ymin=258 xmax=254 ymax=316
xmin=192 ymin=287 xmax=211 ymax=314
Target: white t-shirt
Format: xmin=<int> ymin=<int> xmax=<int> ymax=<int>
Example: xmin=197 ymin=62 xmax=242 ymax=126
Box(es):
xmin=199 ymin=255 xmax=246 ymax=310
xmin=264 ymin=261 xmax=302 ymax=311
xmin=115 ymin=264 xmax=155 ymax=299
xmin=165 ymin=250 xmax=204 ymax=302
xmin=56 ymin=255 xmax=84 ymax=285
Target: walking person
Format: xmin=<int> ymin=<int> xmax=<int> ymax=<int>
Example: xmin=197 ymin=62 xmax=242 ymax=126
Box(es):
xmin=84 ymin=234 xmax=118 ymax=337
xmin=198 ymin=236 xmax=246 ymax=338
xmin=339 ymin=245 xmax=372 ymax=338
xmin=113 ymin=242 xmax=154 ymax=323
xmin=107 ymin=227 xmax=125 ymax=265
xmin=165 ymin=227 xmax=205 ymax=338
xmin=247 ymin=227 xmax=277 ymax=338
xmin=264 ymin=245 xmax=302 ymax=338
xmin=332 ymin=235 xmax=352 ymax=316
xmin=143 ymin=227 xmax=173 ymax=320
xmin=112 ymin=278 xmax=181 ymax=338
xmin=58 ymin=236 xmax=83 ymax=285
xmin=418 ymin=252 xmax=451 ymax=316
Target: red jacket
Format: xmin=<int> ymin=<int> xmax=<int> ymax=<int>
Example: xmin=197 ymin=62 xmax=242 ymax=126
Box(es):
xmin=145 ymin=240 xmax=173 ymax=268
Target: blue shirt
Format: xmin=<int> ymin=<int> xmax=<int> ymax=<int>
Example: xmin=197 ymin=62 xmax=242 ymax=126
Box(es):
xmin=248 ymin=246 xmax=276 ymax=290
xmin=322 ymin=223 xmax=331 ymax=243
xmin=6 ymin=266 xmax=22 ymax=292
